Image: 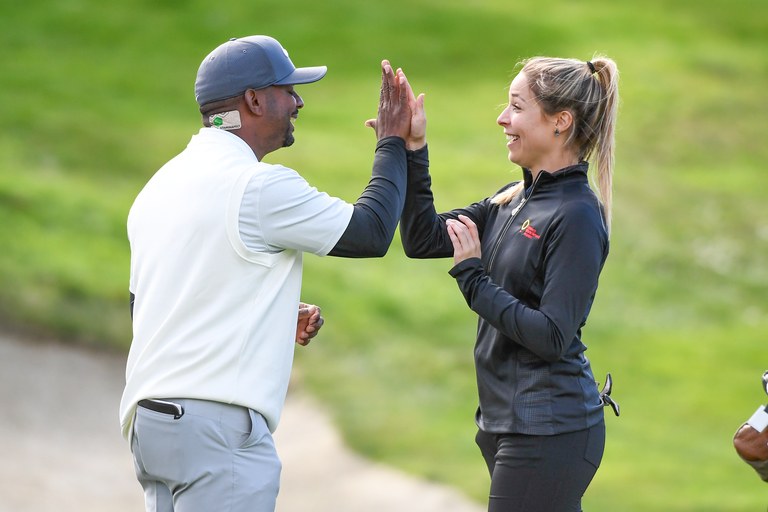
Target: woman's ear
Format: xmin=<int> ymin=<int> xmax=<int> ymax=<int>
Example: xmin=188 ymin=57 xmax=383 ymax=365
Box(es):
xmin=554 ymin=110 xmax=574 ymax=134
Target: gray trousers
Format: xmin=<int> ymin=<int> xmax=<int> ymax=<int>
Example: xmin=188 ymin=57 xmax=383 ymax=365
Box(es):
xmin=131 ymin=398 xmax=281 ymax=512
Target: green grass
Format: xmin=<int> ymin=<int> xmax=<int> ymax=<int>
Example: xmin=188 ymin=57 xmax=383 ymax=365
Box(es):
xmin=1 ymin=0 xmax=767 ymax=509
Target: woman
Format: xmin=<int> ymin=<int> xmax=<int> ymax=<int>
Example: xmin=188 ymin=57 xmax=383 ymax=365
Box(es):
xmin=398 ymin=57 xmax=620 ymax=511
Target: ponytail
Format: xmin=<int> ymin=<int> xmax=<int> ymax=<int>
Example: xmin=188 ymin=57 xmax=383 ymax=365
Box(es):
xmin=588 ymin=56 xmax=619 ymax=234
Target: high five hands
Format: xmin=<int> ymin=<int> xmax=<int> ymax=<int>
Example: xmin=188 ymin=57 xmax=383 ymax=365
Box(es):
xmin=367 ymin=61 xmax=476 ymax=265
xmin=365 ymin=60 xmax=426 ymax=151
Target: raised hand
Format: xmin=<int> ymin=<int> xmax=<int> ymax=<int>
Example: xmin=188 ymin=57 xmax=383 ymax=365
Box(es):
xmin=369 ymin=59 xmax=411 ymax=141
xmin=399 ymin=68 xmax=426 ymax=150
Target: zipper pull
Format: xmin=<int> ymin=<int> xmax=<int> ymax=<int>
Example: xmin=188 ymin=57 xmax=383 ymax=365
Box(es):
xmin=510 ymin=197 xmax=527 ymax=217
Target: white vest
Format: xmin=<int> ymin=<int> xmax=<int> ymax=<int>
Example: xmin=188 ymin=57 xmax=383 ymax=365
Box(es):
xmin=120 ymin=128 xmax=350 ymax=439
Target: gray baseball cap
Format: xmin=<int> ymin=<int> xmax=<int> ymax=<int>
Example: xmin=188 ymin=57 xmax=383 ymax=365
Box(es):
xmin=194 ymin=35 xmax=327 ymax=107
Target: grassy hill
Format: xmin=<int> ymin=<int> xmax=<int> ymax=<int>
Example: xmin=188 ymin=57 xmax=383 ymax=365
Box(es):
xmin=1 ymin=0 xmax=767 ymax=508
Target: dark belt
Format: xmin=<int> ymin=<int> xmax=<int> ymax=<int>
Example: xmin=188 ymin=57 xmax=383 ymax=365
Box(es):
xmin=138 ymin=398 xmax=185 ymax=419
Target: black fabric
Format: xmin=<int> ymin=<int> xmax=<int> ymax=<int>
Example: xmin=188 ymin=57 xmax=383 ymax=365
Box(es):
xmin=400 ymin=145 xmax=608 ymax=435
xmin=329 ymin=136 xmax=407 ymax=257
xmin=476 ymin=421 xmax=605 ymax=511
xmin=138 ymin=399 xmax=185 ymax=419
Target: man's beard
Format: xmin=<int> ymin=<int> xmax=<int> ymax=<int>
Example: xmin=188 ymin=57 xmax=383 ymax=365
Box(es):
xmin=283 ymin=130 xmax=295 ymax=148
xmin=282 ymin=111 xmax=298 ymax=148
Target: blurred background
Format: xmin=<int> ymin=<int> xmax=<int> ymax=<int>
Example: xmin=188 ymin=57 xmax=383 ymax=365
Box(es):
xmin=1 ymin=0 xmax=766 ymax=509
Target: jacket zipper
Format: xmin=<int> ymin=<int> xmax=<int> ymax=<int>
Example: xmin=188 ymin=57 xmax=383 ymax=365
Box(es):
xmin=487 ymin=174 xmax=541 ymax=273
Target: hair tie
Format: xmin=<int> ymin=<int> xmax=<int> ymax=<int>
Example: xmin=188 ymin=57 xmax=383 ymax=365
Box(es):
xmin=586 ymin=61 xmax=596 ymax=74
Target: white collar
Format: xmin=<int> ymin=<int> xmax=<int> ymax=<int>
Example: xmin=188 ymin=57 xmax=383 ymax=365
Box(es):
xmin=191 ymin=127 xmax=259 ymax=162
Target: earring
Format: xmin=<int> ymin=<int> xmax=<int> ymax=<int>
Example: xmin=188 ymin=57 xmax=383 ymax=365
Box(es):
xmin=554 ymin=129 xmax=560 ymax=137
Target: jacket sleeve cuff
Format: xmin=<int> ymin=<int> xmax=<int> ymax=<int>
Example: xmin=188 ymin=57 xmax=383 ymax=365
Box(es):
xmin=376 ymin=136 xmax=406 ymax=152
xmin=406 ymin=144 xmax=429 ymax=167
xmin=448 ymin=257 xmax=483 ymax=278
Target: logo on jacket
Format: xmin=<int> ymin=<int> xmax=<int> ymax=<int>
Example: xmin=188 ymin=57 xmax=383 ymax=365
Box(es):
xmin=520 ymin=219 xmax=541 ymax=239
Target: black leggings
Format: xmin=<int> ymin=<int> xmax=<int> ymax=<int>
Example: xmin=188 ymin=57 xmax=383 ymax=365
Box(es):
xmin=476 ymin=421 xmax=605 ymax=512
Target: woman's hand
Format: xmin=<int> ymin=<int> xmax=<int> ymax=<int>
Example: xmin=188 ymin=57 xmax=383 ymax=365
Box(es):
xmin=400 ymin=68 xmax=426 ymax=150
xmin=446 ymin=215 xmax=481 ymax=265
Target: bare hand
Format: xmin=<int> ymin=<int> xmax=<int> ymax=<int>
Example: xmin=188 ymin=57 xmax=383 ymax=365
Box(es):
xmin=446 ymin=215 xmax=481 ymax=265
xmin=296 ymin=302 xmax=324 ymax=346
xmin=401 ymin=68 xmax=426 ymax=150
xmin=364 ymin=60 xmax=411 ymax=141
xmin=366 ymin=67 xmax=426 ymax=150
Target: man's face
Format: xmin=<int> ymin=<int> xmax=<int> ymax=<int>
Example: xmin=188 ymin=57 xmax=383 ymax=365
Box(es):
xmin=263 ymin=85 xmax=304 ymax=150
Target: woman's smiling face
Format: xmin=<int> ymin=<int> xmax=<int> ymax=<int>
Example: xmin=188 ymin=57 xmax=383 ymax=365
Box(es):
xmin=496 ymin=72 xmax=557 ymax=171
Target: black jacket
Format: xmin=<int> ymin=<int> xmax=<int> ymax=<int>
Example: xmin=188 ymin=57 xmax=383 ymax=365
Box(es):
xmin=401 ymin=146 xmax=607 ymax=435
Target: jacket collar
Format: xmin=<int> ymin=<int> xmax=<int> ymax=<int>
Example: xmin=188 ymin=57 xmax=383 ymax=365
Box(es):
xmin=522 ymin=162 xmax=589 ymax=189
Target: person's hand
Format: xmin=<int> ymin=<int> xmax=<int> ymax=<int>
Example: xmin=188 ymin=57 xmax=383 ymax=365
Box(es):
xmin=401 ymin=68 xmax=426 ymax=150
xmin=364 ymin=60 xmax=411 ymax=141
xmin=446 ymin=215 xmax=481 ymax=265
xmin=296 ymin=303 xmax=324 ymax=346
xmin=366 ymin=67 xmax=426 ymax=150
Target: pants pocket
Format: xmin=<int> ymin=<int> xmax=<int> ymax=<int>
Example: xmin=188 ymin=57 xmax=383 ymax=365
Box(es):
xmin=239 ymin=409 xmax=269 ymax=449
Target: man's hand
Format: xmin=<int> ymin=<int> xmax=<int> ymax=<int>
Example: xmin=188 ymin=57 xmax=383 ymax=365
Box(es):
xmin=296 ymin=303 xmax=324 ymax=346
xmin=446 ymin=215 xmax=481 ymax=265
xmin=365 ymin=60 xmax=411 ymax=141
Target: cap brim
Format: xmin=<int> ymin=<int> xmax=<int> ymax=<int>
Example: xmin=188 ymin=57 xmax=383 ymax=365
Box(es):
xmin=274 ymin=66 xmax=327 ymax=85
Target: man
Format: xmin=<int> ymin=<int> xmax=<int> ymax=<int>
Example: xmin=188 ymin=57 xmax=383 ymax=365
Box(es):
xmin=120 ymin=35 xmax=411 ymax=511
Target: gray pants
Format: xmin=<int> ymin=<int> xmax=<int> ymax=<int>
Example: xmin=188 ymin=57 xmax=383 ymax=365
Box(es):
xmin=131 ymin=398 xmax=281 ymax=512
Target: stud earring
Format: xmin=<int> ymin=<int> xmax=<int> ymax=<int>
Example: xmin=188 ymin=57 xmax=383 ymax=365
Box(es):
xmin=554 ymin=129 xmax=560 ymax=137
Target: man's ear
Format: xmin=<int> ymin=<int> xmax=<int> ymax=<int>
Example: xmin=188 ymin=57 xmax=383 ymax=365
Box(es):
xmin=243 ymin=89 xmax=264 ymax=116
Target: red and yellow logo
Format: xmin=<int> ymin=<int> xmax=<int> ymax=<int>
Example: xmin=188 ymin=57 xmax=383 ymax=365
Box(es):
xmin=520 ymin=219 xmax=540 ymax=239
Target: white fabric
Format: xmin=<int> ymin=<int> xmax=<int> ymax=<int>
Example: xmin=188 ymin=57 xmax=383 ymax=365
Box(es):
xmin=238 ymin=162 xmax=351 ymax=253
xmin=120 ymin=128 xmax=352 ymax=440
xmin=748 ymin=406 xmax=768 ymax=432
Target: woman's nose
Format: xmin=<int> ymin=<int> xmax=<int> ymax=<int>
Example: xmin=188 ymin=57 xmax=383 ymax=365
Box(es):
xmin=497 ymin=109 xmax=508 ymax=126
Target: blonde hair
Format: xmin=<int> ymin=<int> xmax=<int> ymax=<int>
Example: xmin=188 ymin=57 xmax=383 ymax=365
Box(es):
xmin=492 ymin=55 xmax=619 ymax=233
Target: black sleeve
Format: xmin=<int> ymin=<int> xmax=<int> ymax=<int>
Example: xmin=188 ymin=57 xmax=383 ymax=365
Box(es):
xmin=328 ymin=137 xmax=408 ymax=258
xmin=448 ymin=204 xmax=608 ymax=362
xmin=399 ymin=144 xmax=489 ymax=259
